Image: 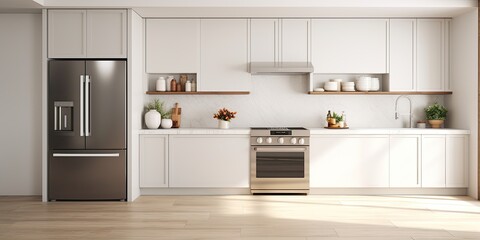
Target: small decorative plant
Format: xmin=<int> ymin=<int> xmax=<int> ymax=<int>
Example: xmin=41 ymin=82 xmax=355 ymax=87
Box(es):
xmin=425 ymin=103 xmax=447 ymax=120
xmin=332 ymin=112 xmax=343 ymax=123
xmin=213 ymin=108 xmax=237 ymax=122
xmin=145 ymin=99 xmax=171 ymax=119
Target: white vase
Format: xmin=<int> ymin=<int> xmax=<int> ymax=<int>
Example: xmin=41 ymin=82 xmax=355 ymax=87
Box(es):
xmin=156 ymin=77 xmax=166 ymax=91
xmin=161 ymin=118 xmax=173 ymax=129
xmin=218 ymin=120 xmax=230 ymax=129
xmin=145 ymin=110 xmax=161 ymax=129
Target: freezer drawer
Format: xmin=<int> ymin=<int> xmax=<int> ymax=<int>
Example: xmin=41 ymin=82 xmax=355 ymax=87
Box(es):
xmin=48 ymin=150 xmax=126 ymax=201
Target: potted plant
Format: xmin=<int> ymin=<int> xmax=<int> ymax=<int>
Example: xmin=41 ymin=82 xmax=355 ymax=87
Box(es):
xmin=145 ymin=99 xmax=172 ymax=129
xmin=424 ymin=103 xmax=447 ymax=128
xmin=160 ymin=108 xmax=173 ymax=129
xmin=213 ymin=108 xmax=237 ymax=129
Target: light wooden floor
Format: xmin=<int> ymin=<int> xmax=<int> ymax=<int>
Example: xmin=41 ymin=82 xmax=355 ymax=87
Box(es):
xmin=1 ymin=195 xmax=480 ymax=240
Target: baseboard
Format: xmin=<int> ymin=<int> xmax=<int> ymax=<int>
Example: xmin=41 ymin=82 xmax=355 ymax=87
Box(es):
xmin=140 ymin=187 xmax=468 ymax=196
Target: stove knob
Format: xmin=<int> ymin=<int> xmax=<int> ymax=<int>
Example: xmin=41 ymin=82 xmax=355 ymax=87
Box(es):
xmin=256 ymin=137 xmax=263 ymax=144
xmin=266 ymin=137 xmax=273 ymax=144
xmin=278 ymin=137 xmax=284 ymax=144
xmin=290 ymin=138 xmax=297 ymax=144
xmin=298 ymin=138 xmax=305 ymax=145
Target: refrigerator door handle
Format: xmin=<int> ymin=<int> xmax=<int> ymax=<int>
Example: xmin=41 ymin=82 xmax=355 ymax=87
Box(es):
xmin=85 ymin=75 xmax=91 ymax=136
xmin=52 ymin=153 xmax=120 ymax=157
xmin=80 ymin=75 xmax=85 ymax=136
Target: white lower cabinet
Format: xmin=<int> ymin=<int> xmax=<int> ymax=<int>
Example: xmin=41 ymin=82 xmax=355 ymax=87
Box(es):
xmin=310 ymin=135 xmax=389 ymax=187
xmin=446 ymin=135 xmax=468 ymax=187
xmin=140 ymin=135 xmax=169 ymax=188
xmin=169 ymin=135 xmax=250 ymax=187
xmin=421 ymin=135 xmax=446 ymax=187
xmin=389 ymin=135 xmax=421 ymax=187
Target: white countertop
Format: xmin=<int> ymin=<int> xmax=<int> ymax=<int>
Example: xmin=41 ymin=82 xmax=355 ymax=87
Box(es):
xmin=137 ymin=128 xmax=469 ymax=135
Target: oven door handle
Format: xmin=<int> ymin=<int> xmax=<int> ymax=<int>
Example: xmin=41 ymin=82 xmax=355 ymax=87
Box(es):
xmin=254 ymin=147 xmax=306 ymax=152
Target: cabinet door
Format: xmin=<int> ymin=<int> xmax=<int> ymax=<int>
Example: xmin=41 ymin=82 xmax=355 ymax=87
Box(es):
xmin=140 ymin=135 xmax=168 ymax=188
xmin=281 ymin=19 xmax=309 ymax=63
xmin=200 ymin=19 xmax=250 ymax=91
xmin=310 ymin=135 xmax=389 ymax=187
xmin=146 ymin=19 xmax=200 ymax=73
xmin=446 ymin=135 xmax=468 ymax=187
xmin=250 ymin=19 xmax=278 ymax=63
xmin=389 ymin=19 xmax=416 ymax=91
xmin=421 ymin=135 xmax=446 ymax=187
xmin=169 ymin=135 xmax=249 ymax=187
xmin=312 ymin=19 xmax=388 ymax=73
xmin=86 ymin=10 xmax=127 ymax=58
xmin=417 ymin=19 xmax=445 ymax=91
xmin=390 ymin=135 xmax=420 ymax=187
xmin=48 ymin=10 xmax=87 ymax=58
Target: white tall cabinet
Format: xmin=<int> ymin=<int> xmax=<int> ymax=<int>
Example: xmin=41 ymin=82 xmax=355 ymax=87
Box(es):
xmin=48 ymin=10 xmax=127 ymax=58
xmin=145 ymin=19 xmax=200 ymax=73
xmin=389 ymin=135 xmax=421 ymax=187
xmin=140 ymin=135 xmax=169 ymax=188
xmin=311 ymin=19 xmax=388 ymax=73
xmin=199 ymin=19 xmax=250 ymax=91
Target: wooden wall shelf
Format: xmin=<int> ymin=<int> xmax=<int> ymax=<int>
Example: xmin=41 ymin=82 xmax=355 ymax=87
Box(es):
xmin=308 ymin=91 xmax=453 ymax=95
xmin=146 ymin=91 xmax=250 ymax=95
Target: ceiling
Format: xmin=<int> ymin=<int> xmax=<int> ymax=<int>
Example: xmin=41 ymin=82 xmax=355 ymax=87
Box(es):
xmin=0 ymin=0 xmax=477 ymax=17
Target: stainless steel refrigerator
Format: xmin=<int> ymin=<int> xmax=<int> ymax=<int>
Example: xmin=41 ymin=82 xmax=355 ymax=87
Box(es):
xmin=48 ymin=60 xmax=127 ymax=201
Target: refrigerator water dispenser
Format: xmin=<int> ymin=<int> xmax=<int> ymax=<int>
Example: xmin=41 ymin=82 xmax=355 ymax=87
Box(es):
xmin=54 ymin=101 xmax=73 ymax=131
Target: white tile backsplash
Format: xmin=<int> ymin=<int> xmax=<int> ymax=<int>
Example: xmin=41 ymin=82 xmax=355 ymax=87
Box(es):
xmin=144 ymin=75 xmax=444 ymax=128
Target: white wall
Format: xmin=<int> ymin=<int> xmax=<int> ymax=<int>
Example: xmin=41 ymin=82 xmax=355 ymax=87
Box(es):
xmin=446 ymin=9 xmax=478 ymax=199
xmin=0 ymin=14 xmax=42 ymax=195
xmin=145 ymin=74 xmax=444 ymax=129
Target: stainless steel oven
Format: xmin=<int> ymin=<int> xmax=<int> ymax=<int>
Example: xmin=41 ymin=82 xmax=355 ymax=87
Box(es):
xmin=250 ymin=127 xmax=310 ymax=194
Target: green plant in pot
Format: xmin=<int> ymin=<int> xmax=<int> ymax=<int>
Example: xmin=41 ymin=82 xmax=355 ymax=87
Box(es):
xmin=424 ymin=103 xmax=447 ymax=128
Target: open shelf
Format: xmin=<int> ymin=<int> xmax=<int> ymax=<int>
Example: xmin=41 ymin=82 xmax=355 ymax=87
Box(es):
xmin=308 ymin=91 xmax=453 ymax=95
xmin=146 ymin=91 xmax=250 ymax=95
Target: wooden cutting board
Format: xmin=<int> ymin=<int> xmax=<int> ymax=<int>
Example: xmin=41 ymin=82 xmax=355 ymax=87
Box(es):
xmin=171 ymin=103 xmax=181 ymax=128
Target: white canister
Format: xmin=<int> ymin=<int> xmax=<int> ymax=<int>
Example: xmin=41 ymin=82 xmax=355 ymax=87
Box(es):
xmin=330 ymin=79 xmax=343 ymax=91
xmin=161 ymin=119 xmax=173 ymax=129
xmin=166 ymin=76 xmax=174 ymax=91
xmin=145 ymin=109 xmax=161 ymax=129
xmin=185 ymin=81 xmax=192 ymax=92
xmin=191 ymin=81 xmax=197 ymax=92
xmin=156 ymin=77 xmax=166 ymax=91
xmin=370 ymin=77 xmax=380 ymax=91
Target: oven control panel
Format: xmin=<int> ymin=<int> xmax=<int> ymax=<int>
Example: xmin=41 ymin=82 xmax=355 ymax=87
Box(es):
xmin=251 ymin=137 xmax=309 ymax=146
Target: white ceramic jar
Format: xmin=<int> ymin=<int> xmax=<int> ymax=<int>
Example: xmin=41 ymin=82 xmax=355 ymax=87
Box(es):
xmin=145 ymin=110 xmax=161 ymax=129
xmin=161 ymin=119 xmax=173 ymax=129
xmin=156 ymin=77 xmax=166 ymax=91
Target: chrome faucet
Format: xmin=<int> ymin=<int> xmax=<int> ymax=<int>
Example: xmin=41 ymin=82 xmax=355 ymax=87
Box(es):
xmin=395 ymin=95 xmax=413 ymax=128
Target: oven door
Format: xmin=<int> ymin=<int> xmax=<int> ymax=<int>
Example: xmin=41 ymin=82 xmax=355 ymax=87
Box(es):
xmin=250 ymin=146 xmax=309 ymax=191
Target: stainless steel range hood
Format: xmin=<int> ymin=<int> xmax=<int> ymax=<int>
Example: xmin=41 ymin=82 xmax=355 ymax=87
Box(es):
xmin=250 ymin=62 xmax=314 ymax=74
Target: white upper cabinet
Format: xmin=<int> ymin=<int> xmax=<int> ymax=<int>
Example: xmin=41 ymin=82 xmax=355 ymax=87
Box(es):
xmin=446 ymin=135 xmax=468 ymax=188
xmin=140 ymin=135 xmax=169 ymax=188
xmin=388 ymin=19 xmax=416 ymax=92
xmin=199 ymin=19 xmax=250 ymax=91
xmin=48 ymin=10 xmax=127 ymax=58
xmin=48 ymin=10 xmax=87 ymax=58
xmin=422 ymin=135 xmax=446 ymax=188
xmin=311 ymin=19 xmax=388 ymax=73
xmin=250 ymin=19 xmax=278 ymax=63
xmin=417 ymin=19 xmax=445 ymax=91
xmin=146 ymin=19 xmax=200 ymax=73
xmin=389 ymin=135 xmax=420 ymax=187
xmin=86 ymin=10 xmax=127 ymax=58
xmin=280 ymin=19 xmax=310 ymax=63
xmin=250 ymin=19 xmax=309 ymax=63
